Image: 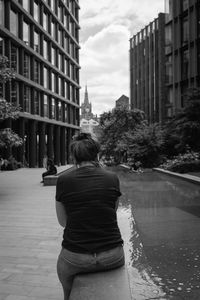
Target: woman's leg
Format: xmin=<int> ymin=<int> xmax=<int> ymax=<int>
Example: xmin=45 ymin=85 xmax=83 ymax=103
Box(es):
xmin=57 ymin=250 xmax=76 ymax=300
xmin=57 ymin=248 xmax=97 ymax=300
xmin=57 ymin=246 xmax=125 ymax=299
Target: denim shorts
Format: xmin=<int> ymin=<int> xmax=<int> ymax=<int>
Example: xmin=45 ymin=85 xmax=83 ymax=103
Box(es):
xmin=57 ymin=245 xmax=125 ymax=300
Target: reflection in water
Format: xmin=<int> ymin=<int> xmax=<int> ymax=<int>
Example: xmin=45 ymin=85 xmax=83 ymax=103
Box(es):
xmin=114 ymin=166 xmax=200 ymax=299
xmin=118 ymin=206 xmax=166 ymax=299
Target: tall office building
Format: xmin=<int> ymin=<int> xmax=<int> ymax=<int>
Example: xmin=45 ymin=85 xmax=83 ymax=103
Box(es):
xmin=130 ymin=13 xmax=166 ymax=124
xmin=0 ymin=0 xmax=80 ymax=167
xmin=165 ymin=0 xmax=200 ymax=117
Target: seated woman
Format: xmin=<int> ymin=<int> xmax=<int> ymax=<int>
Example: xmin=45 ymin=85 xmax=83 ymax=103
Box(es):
xmin=55 ymin=132 xmax=124 ymax=300
xmin=41 ymin=158 xmax=57 ymax=183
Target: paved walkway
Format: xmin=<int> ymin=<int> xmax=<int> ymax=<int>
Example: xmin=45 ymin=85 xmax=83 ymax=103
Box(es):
xmin=0 ymin=167 xmax=64 ymax=300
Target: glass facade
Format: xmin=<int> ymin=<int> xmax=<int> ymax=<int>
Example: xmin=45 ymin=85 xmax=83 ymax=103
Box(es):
xmin=24 ymin=54 xmax=30 ymax=78
xmin=43 ymin=11 xmax=48 ymax=32
xmin=58 ymin=101 xmax=62 ymax=121
xmin=11 ymin=81 xmax=18 ymax=105
xmin=43 ymin=39 xmax=48 ymax=60
xmin=10 ymin=9 xmax=18 ymax=36
xmin=52 ymin=98 xmax=56 ymax=119
xmin=34 ymin=60 xmax=40 ymax=83
xmin=0 ymin=37 xmax=3 ymax=55
xmin=44 ymin=94 xmax=49 ymax=117
xmin=11 ymin=45 xmax=18 ymax=71
xmin=34 ymin=90 xmax=40 ymax=115
xmin=23 ymin=21 xmax=30 ymax=45
xmin=34 ymin=1 xmax=39 ymax=22
xmin=52 ymin=72 xmax=56 ymax=93
xmin=182 ymin=16 xmax=189 ymax=45
xmin=34 ymin=31 xmax=39 ymax=53
xmin=43 ymin=67 xmax=48 ymax=89
xmin=24 ymin=86 xmax=30 ymax=113
xmin=182 ymin=49 xmax=189 ymax=80
xmin=22 ymin=0 xmax=29 ymax=12
xmin=0 ymin=0 xmax=4 ymax=26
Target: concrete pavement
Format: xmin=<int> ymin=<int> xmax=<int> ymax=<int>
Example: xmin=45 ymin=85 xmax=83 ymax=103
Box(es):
xmin=0 ymin=167 xmax=63 ymax=300
xmin=0 ymin=167 xmax=133 ymax=300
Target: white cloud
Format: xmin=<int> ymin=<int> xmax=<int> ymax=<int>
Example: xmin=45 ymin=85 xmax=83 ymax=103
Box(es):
xmin=79 ymin=0 xmax=165 ymax=115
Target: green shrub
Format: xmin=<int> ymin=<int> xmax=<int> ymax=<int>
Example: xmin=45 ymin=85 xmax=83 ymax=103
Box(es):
xmin=159 ymin=151 xmax=200 ymax=173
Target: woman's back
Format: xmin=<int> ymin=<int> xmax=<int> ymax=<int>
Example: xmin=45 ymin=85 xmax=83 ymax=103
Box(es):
xmin=56 ymin=165 xmax=123 ymax=253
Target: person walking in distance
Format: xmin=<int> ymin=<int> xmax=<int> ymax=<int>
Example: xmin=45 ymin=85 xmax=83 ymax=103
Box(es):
xmin=55 ymin=132 xmax=124 ymax=300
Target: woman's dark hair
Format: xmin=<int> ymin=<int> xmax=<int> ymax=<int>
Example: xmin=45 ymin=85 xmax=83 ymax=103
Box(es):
xmin=69 ymin=132 xmax=100 ymax=164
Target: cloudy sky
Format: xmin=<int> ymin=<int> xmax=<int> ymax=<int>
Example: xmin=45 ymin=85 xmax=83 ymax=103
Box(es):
xmin=79 ymin=0 xmax=165 ymax=116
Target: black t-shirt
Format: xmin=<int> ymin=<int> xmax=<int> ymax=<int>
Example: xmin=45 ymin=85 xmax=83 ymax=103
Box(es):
xmin=56 ymin=165 xmax=123 ymax=253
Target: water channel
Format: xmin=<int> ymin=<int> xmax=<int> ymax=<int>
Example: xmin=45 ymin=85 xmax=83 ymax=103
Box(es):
xmin=114 ymin=166 xmax=200 ymax=300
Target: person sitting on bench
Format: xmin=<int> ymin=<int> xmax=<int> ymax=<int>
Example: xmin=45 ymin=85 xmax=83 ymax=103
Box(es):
xmin=41 ymin=158 xmax=57 ymax=183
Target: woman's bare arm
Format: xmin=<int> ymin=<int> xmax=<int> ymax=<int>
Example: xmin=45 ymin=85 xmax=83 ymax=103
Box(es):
xmin=55 ymin=201 xmax=67 ymax=228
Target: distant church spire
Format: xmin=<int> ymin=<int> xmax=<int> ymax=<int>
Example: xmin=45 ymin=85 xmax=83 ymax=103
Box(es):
xmin=81 ymin=85 xmax=93 ymax=120
xmin=84 ymin=85 xmax=89 ymax=104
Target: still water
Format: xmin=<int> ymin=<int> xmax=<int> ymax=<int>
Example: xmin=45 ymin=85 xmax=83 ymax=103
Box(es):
xmin=114 ymin=166 xmax=200 ymax=300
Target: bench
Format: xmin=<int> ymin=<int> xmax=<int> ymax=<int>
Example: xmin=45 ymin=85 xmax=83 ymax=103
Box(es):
xmin=43 ymin=165 xmax=74 ymax=186
xmin=69 ymin=266 xmax=132 ymax=300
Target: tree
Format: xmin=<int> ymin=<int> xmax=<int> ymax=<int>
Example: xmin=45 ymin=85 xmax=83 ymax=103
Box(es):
xmin=163 ymin=88 xmax=200 ymax=155
xmin=0 ymin=55 xmax=23 ymax=152
xmin=99 ymin=107 xmax=145 ymax=162
xmin=124 ymin=123 xmax=164 ymax=167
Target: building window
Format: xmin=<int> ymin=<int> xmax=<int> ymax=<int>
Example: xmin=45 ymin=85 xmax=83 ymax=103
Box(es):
xmin=51 ymin=98 xmax=56 ymax=119
xmin=64 ymin=104 xmax=68 ymax=122
xmin=182 ymin=49 xmax=189 ymax=80
xmin=10 ymin=9 xmax=18 ymax=37
xmin=58 ymin=4 xmax=62 ymax=21
xmin=70 ymin=85 xmax=73 ymax=101
xmin=34 ymin=1 xmax=39 ymax=22
xmin=11 ymin=81 xmax=18 ymax=105
xmin=58 ymin=77 xmax=62 ymax=96
xmin=50 ymin=0 xmax=56 ymax=13
xmin=70 ymin=63 xmax=74 ymax=79
xmin=51 ymin=21 xmax=56 ymax=39
xmin=43 ymin=11 xmax=48 ymax=32
xmin=34 ymin=31 xmax=39 ymax=53
xmin=182 ymin=0 xmax=189 ymax=11
xmin=198 ymin=7 xmax=200 ymax=37
xmin=43 ymin=67 xmax=48 ymax=89
xmin=182 ymin=16 xmax=189 ymax=45
xmin=70 ymin=42 xmax=74 ymax=57
xmin=43 ymin=39 xmax=48 ymax=60
xmin=51 ymin=47 xmax=56 ymax=65
xmin=44 ymin=94 xmax=49 ymax=117
xmin=23 ymin=21 xmax=30 ymax=45
xmin=24 ymin=86 xmax=30 ymax=113
xmin=24 ymin=54 xmax=30 ymax=78
xmin=0 ymin=0 xmax=4 ymax=26
xmin=65 ymin=58 xmax=69 ymax=75
xmin=58 ymin=53 xmax=62 ymax=71
xmin=51 ymin=72 xmax=56 ymax=93
xmin=65 ymin=81 xmax=68 ymax=99
xmin=58 ymin=101 xmax=62 ymax=121
xmin=34 ymin=90 xmax=40 ymax=115
xmin=11 ymin=45 xmax=18 ymax=72
xmin=22 ymin=0 xmax=29 ymax=12
xmin=34 ymin=60 xmax=40 ymax=83
xmin=58 ymin=28 xmax=62 ymax=45
xmin=0 ymin=37 xmax=3 ymax=55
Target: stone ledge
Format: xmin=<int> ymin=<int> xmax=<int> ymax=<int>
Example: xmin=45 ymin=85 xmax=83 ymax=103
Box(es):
xmin=43 ymin=165 xmax=74 ymax=186
xmin=153 ymin=168 xmax=200 ymax=185
xmin=69 ymin=266 xmax=132 ymax=300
